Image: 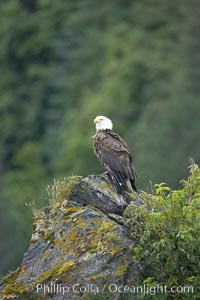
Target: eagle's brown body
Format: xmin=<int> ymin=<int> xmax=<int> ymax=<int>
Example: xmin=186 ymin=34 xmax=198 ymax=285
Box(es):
xmin=93 ymin=129 xmax=137 ymax=194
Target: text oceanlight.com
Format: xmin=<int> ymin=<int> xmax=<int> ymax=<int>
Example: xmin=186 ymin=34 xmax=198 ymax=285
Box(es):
xmin=34 ymin=282 xmax=194 ymax=296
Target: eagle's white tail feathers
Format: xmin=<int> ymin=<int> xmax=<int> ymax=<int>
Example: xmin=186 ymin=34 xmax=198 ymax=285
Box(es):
xmin=110 ymin=170 xmax=137 ymax=194
xmin=126 ymin=179 xmax=134 ymax=193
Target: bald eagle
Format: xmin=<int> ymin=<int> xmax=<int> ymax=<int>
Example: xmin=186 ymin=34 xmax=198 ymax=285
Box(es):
xmin=93 ymin=116 xmax=137 ymax=194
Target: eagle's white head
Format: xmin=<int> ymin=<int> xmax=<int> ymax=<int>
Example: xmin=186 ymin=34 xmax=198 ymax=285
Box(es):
xmin=94 ymin=116 xmax=113 ymax=131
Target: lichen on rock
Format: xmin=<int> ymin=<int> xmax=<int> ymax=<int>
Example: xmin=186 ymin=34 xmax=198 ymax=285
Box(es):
xmin=0 ymin=174 xmax=140 ymax=300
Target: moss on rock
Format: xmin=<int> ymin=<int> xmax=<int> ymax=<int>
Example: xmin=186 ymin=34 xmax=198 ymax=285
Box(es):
xmin=0 ymin=174 xmax=136 ymax=300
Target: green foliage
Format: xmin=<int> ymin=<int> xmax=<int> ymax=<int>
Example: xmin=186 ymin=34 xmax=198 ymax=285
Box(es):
xmin=129 ymin=96 xmax=200 ymax=190
xmin=26 ymin=176 xmax=82 ymax=222
xmin=125 ymin=162 xmax=200 ymax=299
xmin=0 ymin=0 xmax=199 ymax=276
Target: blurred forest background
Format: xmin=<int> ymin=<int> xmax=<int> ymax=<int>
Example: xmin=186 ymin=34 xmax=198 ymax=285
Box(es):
xmin=0 ymin=0 xmax=199 ymax=277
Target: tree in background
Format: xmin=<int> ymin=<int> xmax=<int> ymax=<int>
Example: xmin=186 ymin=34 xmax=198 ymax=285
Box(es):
xmin=0 ymin=0 xmax=199 ymax=276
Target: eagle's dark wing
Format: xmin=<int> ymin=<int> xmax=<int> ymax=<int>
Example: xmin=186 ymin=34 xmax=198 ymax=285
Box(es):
xmin=94 ymin=130 xmax=137 ymax=193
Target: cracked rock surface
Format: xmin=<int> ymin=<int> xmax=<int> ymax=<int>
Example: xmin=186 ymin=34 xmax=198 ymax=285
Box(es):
xmin=0 ymin=174 xmax=140 ymax=300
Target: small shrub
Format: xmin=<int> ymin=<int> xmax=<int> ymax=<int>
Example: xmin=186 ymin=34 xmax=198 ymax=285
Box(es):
xmin=125 ymin=162 xmax=200 ymax=299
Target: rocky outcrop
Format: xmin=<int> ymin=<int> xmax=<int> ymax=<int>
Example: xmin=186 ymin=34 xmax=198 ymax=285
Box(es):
xmin=0 ymin=174 xmax=142 ymax=300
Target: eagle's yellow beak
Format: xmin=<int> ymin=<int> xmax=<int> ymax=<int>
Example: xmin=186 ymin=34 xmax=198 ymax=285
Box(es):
xmin=94 ymin=117 xmax=100 ymax=124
